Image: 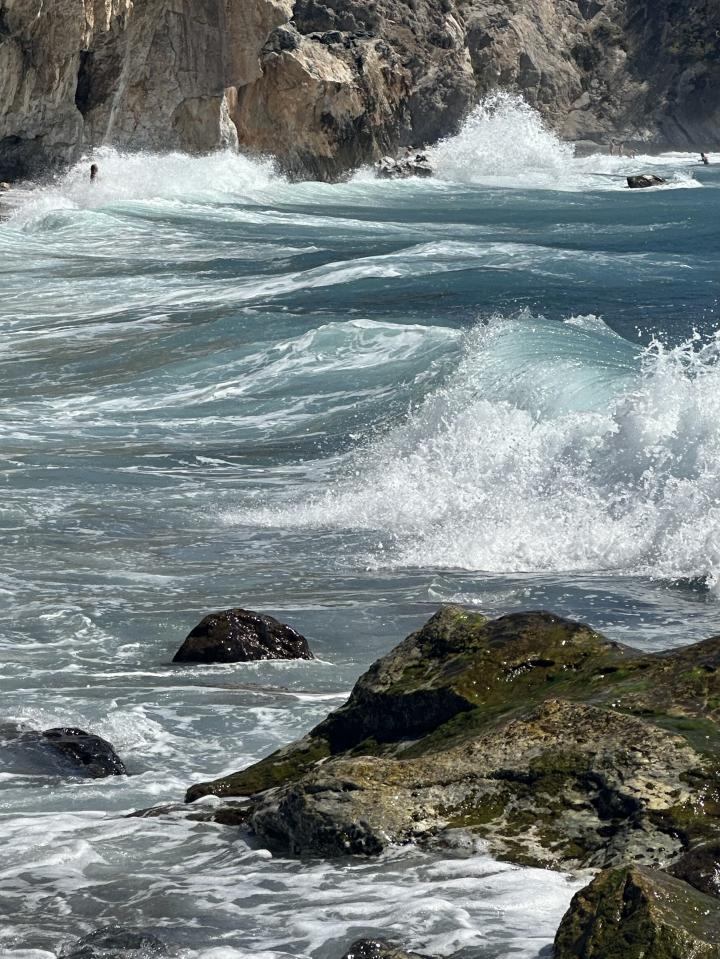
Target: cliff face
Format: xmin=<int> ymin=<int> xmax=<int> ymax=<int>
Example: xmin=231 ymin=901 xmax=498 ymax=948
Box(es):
xmin=1 ymin=0 xmax=718 ymax=181
xmin=0 ymin=0 xmax=292 ymax=179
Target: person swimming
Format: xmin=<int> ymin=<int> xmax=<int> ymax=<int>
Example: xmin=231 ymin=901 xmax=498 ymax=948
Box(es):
xmin=90 ymin=163 xmax=99 ymax=181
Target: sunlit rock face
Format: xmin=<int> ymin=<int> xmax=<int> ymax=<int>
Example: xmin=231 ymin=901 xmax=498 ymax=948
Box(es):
xmin=1 ymin=0 xmax=718 ymax=180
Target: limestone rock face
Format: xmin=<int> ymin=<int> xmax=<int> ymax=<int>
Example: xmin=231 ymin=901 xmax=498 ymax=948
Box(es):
xmin=186 ymin=607 xmax=720 ymax=870
xmin=0 ymin=0 xmax=292 ymax=178
xmin=554 ymin=865 xmax=720 ymax=959
xmin=2 ymin=0 xmax=718 ymax=181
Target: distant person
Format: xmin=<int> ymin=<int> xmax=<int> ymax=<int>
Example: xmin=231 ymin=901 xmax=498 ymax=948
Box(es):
xmin=701 ymin=152 xmax=710 ymax=165
xmin=609 ymin=140 xmax=616 ymax=156
xmin=619 ymin=142 xmax=626 ymax=157
xmin=90 ymin=163 xmax=99 ymax=182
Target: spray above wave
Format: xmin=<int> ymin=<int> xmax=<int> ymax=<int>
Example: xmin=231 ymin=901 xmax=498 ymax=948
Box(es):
xmin=431 ymin=92 xmax=575 ymax=183
xmin=429 ymin=92 xmax=701 ymax=191
xmin=233 ymin=315 xmax=720 ymax=590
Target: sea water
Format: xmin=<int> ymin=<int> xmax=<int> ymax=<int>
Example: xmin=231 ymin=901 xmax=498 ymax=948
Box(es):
xmin=1 ymin=94 xmax=719 ymax=957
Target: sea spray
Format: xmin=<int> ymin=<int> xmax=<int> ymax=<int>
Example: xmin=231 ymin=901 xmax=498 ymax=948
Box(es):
xmin=431 ymin=92 xmax=575 ymax=182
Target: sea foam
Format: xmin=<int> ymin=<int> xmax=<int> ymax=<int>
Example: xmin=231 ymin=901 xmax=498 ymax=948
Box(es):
xmin=232 ymin=315 xmax=720 ymax=591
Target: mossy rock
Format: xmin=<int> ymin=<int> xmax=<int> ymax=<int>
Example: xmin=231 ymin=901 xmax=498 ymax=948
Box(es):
xmin=554 ymin=865 xmax=720 ymax=958
xmin=185 ymin=607 xmax=720 ymax=868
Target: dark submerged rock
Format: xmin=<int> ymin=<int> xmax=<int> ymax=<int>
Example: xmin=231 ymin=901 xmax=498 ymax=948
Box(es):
xmin=186 ymin=606 xmax=720 ymax=869
xmin=172 ymin=608 xmax=313 ymax=664
xmin=41 ymin=727 xmax=127 ymax=777
xmin=554 ymin=865 xmax=720 ymax=958
xmin=668 ymin=839 xmax=720 ymax=899
xmin=0 ymin=723 xmax=126 ymax=778
xmin=60 ymin=926 xmax=167 ymax=958
xmin=340 ymin=940 xmax=432 ymax=959
xmin=627 ymin=173 xmax=667 ymax=188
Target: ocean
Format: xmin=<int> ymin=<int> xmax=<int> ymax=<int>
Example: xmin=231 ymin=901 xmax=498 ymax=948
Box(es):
xmin=1 ymin=94 xmax=719 ymax=958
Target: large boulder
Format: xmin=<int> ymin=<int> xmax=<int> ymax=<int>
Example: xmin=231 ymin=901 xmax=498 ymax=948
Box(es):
xmin=60 ymin=927 xmax=167 ymax=958
xmin=172 ymin=608 xmax=313 ymax=664
xmin=0 ymin=723 xmax=126 ymax=778
xmin=185 ymin=607 xmax=720 ymax=869
xmin=554 ymin=865 xmax=720 ymax=958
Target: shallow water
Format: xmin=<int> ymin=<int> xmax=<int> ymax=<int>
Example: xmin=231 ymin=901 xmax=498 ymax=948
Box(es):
xmin=1 ymin=96 xmax=719 ymax=958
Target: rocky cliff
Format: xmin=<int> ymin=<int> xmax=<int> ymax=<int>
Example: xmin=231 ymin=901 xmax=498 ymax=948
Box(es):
xmin=1 ymin=0 xmax=718 ymax=181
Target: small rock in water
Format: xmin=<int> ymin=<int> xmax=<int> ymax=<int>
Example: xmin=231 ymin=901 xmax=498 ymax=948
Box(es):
xmin=0 ymin=723 xmax=126 ymax=778
xmin=172 ymin=607 xmax=313 ymax=663
xmin=375 ymin=152 xmax=433 ymax=180
xmin=0 ymin=181 xmax=10 ymax=191
xmin=41 ymin=727 xmax=127 ymax=777
xmin=60 ymin=926 xmax=167 ymax=958
xmin=668 ymin=839 xmax=720 ymax=899
xmin=627 ymin=173 xmax=667 ymax=188
xmin=341 ymin=940 xmax=433 ymax=959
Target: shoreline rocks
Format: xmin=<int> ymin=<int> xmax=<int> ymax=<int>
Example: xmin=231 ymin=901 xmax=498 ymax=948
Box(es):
xmin=185 ymin=606 xmax=720 ymax=870
xmin=172 ymin=608 xmax=313 ymax=664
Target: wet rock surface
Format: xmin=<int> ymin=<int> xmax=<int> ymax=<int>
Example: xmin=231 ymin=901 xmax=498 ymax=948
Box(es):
xmin=668 ymin=839 xmax=720 ymax=899
xmin=0 ymin=723 xmax=127 ymax=778
xmin=186 ymin=607 xmax=720 ymax=869
xmin=627 ymin=173 xmax=668 ymax=188
xmin=172 ymin=608 xmax=313 ymax=664
xmin=60 ymin=926 xmax=167 ymax=958
xmin=375 ymin=154 xmax=434 ymax=179
xmin=340 ymin=940 xmax=433 ymax=959
xmin=554 ymin=865 xmax=720 ymax=958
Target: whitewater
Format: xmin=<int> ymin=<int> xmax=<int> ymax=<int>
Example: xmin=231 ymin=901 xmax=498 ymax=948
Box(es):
xmin=1 ymin=95 xmax=719 ymax=957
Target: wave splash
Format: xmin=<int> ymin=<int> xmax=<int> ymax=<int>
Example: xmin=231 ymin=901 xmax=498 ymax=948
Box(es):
xmin=235 ymin=316 xmax=720 ymax=590
xmin=6 ymin=146 xmax=280 ymax=225
xmin=431 ymin=92 xmax=575 ymax=183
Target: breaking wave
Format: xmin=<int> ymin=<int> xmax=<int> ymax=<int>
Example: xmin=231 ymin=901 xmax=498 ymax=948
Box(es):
xmin=233 ymin=315 xmax=720 ymax=590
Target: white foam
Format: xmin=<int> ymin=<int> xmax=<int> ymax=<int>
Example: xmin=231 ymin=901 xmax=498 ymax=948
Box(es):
xmin=6 ymin=147 xmax=280 ymax=227
xmin=231 ymin=315 xmax=720 ymax=591
xmin=430 ymin=93 xmax=702 ymax=191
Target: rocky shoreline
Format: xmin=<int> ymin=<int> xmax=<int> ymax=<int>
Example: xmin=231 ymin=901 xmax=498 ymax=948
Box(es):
xmin=5 ymin=602 xmax=720 ymax=956
xmin=178 ymin=604 xmax=720 ymax=957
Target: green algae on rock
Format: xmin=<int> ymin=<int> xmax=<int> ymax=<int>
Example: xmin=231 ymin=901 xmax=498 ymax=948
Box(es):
xmin=554 ymin=865 xmax=720 ymax=959
xmin=185 ymin=607 xmax=720 ymax=868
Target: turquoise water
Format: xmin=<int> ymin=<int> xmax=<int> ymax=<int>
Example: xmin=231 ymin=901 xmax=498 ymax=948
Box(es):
xmin=1 ymin=98 xmax=719 ymax=958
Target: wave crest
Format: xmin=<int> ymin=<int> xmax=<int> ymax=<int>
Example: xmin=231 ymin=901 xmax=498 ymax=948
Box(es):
xmin=232 ymin=316 xmax=720 ymax=590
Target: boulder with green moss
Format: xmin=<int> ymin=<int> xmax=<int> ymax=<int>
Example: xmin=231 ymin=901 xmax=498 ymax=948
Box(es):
xmin=554 ymin=864 xmax=720 ymax=958
xmin=185 ymin=606 xmax=720 ymax=868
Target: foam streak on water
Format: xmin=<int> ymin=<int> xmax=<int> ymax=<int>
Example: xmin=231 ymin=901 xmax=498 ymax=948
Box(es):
xmin=1 ymin=94 xmax=719 ymax=959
